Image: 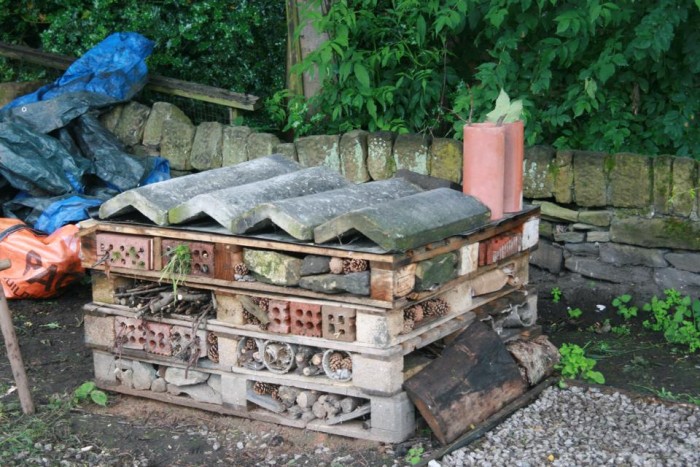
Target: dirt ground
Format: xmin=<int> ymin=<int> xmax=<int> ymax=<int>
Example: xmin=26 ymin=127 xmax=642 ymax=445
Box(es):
xmin=1 ymin=267 xmax=699 ymax=466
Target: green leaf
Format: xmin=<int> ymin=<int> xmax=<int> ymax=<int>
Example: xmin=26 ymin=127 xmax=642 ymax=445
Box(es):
xmin=90 ymin=390 xmax=108 ymax=407
xmin=74 ymin=381 xmax=95 ymax=400
xmin=354 ymin=62 xmax=370 ymax=88
xmin=486 ymin=88 xmax=511 ymax=122
xmin=416 ymin=15 xmax=426 ymax=46
xmin=586 ymin=370 xmax=605 ymax=384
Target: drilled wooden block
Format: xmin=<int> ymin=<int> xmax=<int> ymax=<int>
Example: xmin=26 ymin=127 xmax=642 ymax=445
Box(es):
xmin=289 ymin=301 xmax=323 ymax=337
xmin=267 ymin=300 xmax=291 ymax=334
xmin=479 ymin=232 xmax=522 ymax=266
xmin=321 ymin=306 xmax=357 ymax=342
xmin=394 ymin=264 xmax=417 ymax=298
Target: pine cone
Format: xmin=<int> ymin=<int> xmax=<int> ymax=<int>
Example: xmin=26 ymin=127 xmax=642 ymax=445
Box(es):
xmin=342 ymin=258 xmax=368 ymax=274
xmin=244 ymin=337 xmax=257 ymax=351
xmin=233 ymin=263 xmax=249 ymax=277
xmin=404 ymin=305 xmax=417 ymax=321
xmin=207 ymin=332 xmax=219 ymax=363
xmin=329 ymin=257 xmax=344 ymax=274
xmin=329 ymin=352 xmax=344 ymax=372
xmin=424 ymin=298 xmax=450 ymax=318
xmin=252 ymin=297 xmax=270 ymax=312
xmin=402 ymin=318 xmax=415 ymax=334
xmin=340 ymin=356 xmax=353 ymax=371
xmin=253 ymin=381 xmax=279 ymax=396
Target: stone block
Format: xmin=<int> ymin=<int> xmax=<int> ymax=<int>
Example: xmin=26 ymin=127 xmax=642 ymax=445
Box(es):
xmin=370 ymin=392 xmax=415 ymax=439
xmin=609 ymin=153 xmax=651 ymax=208
xmin=586 ymin=231 xmax=610 ymax=243
xmin=539 ymin=220 xmax=554 ymax=240
xmin=92 ymin=351 xmax=118 ymax=384
xmin=301 ymin=255 xmax=331 ymax=275
xmin=610 ymin=217 xmax=700 ymax=250
xmin=295 ymin=135 xmax=341 ymax=172
xmin=664 ymin=252 xmax=700 ymax=273
xmin=216 ymin=336 xmax=239 ymax=370
xmin=578 ymin=210 xmax=612 ymax=227
xmin=458 ymin=243 xmax=479 ymax=276
xmin=243 ymin=249 xmax=303 ymax=286
xmin=222 ymin=125 xmax=252 ymax=166
xmin=356 ymin=309 xmax=403 ymax=347
xmin=529 ymin=240 xmax=563 ymax=274
xmin=99 ymin=105 xmax=123 ymax=133
xmin=114 ymin=101 xmax=151 ymax=146
xmin=131 ymin=361 xmax=157 ymax=391
xmin=340 ymin=130 xmax=370 ymax=183
xmin=599 ymin=243 xmax=668 ymax=268
xmin=654 ymin=268 xmax=700 ymax=297
xmin=274 ymin=142 xmax=298 ymax=161
xmin=142 ymin=102 xmax=192 ymax=147
xmin=190 ymin=122 xmax=224 ymax=170
xmin=84 ymin=314 xmax=115 ymax=348
xmin=564 ymin=257 xmax=653 ymax=284
xmin=415 ymin=253 xmax=457 ymax=291
xmin=164 ymin=367 xmax=209 ymax=386
xmin=247 ymin=132 xmax=281 ymax=160
xmin=670 ymin=157 xmax=698 ymax=217
xmin=367 ymin=131 xmax=396 ymax=180
xmin=564 ymin=242 xmax=600 ymax=256
xmin=151 ymin=378 xmax=167 ymax=393
xmin=352 ymin=354 xmax=403 ymax=395
xmin=321 ymin=306 xmax=357 ymax=342
xmin=160 ymin=119 xmax=196 ymax=171
xmin=552 ymin=150 xmax=574 ymax=204
xmin=168 ymin=380 xmax=222 ymax=404
xmin=220 ymin=373 xmax=249 ymax=408
xmin=215 ymin=294 xmax=246 ymax=325
xmin=267 ymin=299 xmax=291 ymax=334
xmin=523 ymin=145 xmax=555 ymax=198
xmin=553 ymin=231 xmax=585 ymax=243
xmin=393 ymin=134 xmax=430 ymax=175
xmin=538 ymin=201 xmax=579 ymax=223
xmin=289 ymin=301 xmax=323 ymax=337
xmin=573 ymin=151 xmax=608 ymax=207
xmin=429 ymin=138 xmax=462 ymax=184
xmin=298 ymin=272 xmax=370 ymax=296
xmin=652 ymin=155 xmax=674 ymax=215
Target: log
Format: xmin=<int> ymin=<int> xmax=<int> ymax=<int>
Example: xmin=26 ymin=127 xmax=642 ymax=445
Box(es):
xmin=300 ymin=410 xmax=317 ymax=422
xmin=312 ymin=400 xmax=327 ymax=419
xmin=310 ymin=352 xmax=323 ymax=366
xmin=326 ymin=404 xmax=371 ymax=425
xmin=296 ymin=390 xmax=318 ymax=409
xmin=506 ymin=335 xmax=560 ymax=385
xmin=278 ymin=386 xmax=301 ymax=408
xmin=302 ymin=366 xmax=322 ymax=376
xmin=340 ymin=397 xmax=360 ymax=414
xmin=404 ymin=320 xmax=527 ymax=445
xmin=246 ymin=390 xmax=286 ymax=413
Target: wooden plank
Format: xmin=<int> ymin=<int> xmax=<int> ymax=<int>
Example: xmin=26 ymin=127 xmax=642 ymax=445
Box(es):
xmin=80 ymin=234 xmax=98 ymax=266
xmin=214 ymin=243 xmax=238 ymax=280
xmin=403 ymin=320 xmax=528 ymax=445
xmin=0 ymin=41 xmax=261 ymax=111
xmin=369 ymin=262 xmax=394 ymax=302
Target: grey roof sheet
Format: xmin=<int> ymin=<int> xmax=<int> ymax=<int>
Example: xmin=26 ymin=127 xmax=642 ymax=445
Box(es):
xmin=99 ymin=154 xmax=492 ymax=251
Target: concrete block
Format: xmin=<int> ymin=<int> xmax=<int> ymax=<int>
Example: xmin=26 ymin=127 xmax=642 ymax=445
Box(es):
xmin=93 ymin=351 xmax=118 ymax=384
xmin=216 ymin=336 xmax=240 ymax=370
xmin=370 ymin=392 xmax=415 ymax=439
xmin=352 ymin=353 xmax=403 ymax=395
xmin=458 ymin=243 xmax=479 ymax=276
xmin=91 ymin=271 xmax=133 ymax=304
xmin=289 ymin=301 xmax=323 ymax=337
xmin=220 ymin=373 xmax=249 ymax=408
xmin=84 ymin=314 xmax=115 ymax=348
xmin=356 ymin=309 xmax=403 ymax=347
xmin=321 ymin=306 xmax=357 ymax=342
xmin=521 ymin=217 xmax=540 ymax=250
xmin=215 ymin=293 xmax=246 ymax=325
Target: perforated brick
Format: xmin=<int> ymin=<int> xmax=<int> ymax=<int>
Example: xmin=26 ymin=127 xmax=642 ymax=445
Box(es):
xmin=289 ymin=301 xmax=322 ymax=337
xmin=321 ymin=306 xmax=357 ymax=342
xmin=267 ymin=300 xmax=291 ymax=334
xmin=96 ymin=233 xmax=153 ymax=270
xmin=143 ymin=321 xmax=173 ymax=356
xmin=478 ymin=232 xmax=522 ymax=265
xmin=114 ymin=317 xmax=147 ymax=350
xmin=162 ymin=239 xmax=215 ymax=277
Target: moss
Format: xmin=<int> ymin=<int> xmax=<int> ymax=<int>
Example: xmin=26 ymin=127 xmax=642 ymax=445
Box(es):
xmin=604 ymin=154 xmax=616 ymax=174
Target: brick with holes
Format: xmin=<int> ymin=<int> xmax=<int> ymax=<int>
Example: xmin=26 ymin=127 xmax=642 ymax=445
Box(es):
xmin=289 ymin=301 xmax=323 ymax=337
xmin=321 ymin=306 xmax=357 ymax=342
xmin=266 ymin=299 xmax=291 ymax=334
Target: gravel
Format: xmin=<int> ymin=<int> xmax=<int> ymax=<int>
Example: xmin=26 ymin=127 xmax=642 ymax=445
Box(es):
xmin=435 ymin=386 xmax=700 ymax=467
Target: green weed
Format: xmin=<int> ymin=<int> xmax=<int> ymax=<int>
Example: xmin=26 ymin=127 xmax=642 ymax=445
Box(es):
xmin=642 ymin=289 xmax=700 ymax=353
xmin=612 ymin=294 xmax=638 ymax=320
xmin=405 ymin=446 xmax=425 ymax=465
xmin=567 ymin=307 xmax=582 ymax=320
xmin=556 ymin=343 xmax=605 ymax=385
xmin=551 ymin=287 xmax=562 ymax=304
xmin=73 ymin=381 xmax=108 ymax=407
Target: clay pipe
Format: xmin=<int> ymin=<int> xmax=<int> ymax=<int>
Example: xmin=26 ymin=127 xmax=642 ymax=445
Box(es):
xmin=0 ymin=258 xmax=35 ymax=414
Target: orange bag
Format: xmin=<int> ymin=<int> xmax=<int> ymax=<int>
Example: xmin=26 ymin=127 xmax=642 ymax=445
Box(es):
xmin=0 ymin=219 xmax=84 ymax=299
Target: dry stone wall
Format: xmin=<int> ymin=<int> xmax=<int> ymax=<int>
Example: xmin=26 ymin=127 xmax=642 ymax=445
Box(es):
xmin=105 ymin=101 xmax=700 ymax=296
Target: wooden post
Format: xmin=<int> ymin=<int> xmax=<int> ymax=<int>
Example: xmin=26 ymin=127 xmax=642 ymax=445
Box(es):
xmin=0 ymin=259 xmax=35 ymax=414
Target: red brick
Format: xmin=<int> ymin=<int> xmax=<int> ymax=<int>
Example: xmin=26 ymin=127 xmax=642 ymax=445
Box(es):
xmin=267 ymin=300 xmax=291 ymax=334
xmin=289 ymin=301 xmax=323 ymax=337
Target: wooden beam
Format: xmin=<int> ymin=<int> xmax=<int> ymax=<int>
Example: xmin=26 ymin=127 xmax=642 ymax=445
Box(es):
xmin=0 ymin=41 xmax=261 ymax=111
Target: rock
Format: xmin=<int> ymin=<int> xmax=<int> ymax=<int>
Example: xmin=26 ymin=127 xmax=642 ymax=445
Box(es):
xmin=664 ymin=252 xmax=700 ymax=273
xmin=243 ymin=249 xmax=303 ymax=286
xmin=151 ymin=378 xmax=167 ymax=392
xmin=190 ymin=122 xmax=224 ymax=170
xmin=586 ymin=231 xmax=610 ymax=243
xmin=394 ymin=170 xmax=460 ymax=191
xmin=116 ymin=368 xmax=134 ymax=388
xmin=99 ymin=105 xmax=123 ymax=133
xmin=207 ymin=374 xmax=221 ymax=393
xmin=296 ymin=135 xmax=341 ymax=172
xmin=429 ymin=138 xmax=462 ymax=184
xmin=652 ymin=156 xmax=673 ymax=215
xmin=301 ymin=255 xmax=331 ymax=276
xmin=114 ymin=101 xmax=151 ymax=147
xmin=393 ymin=134 xmax=430 ymax=175
xmin=538 ymin=201 xmax=579 ymax=223
xmin=578 ymin=210 xmax=612 ymax=227
xmin=160 ymin=119 xmax=196 ymax=171
xmin=573 ymin=151 xmax=608 ymax=207
xmin=142 ymin=102 xmax=192 ymax=147
xmin=164 ymin=367 xmax=210 ymax=386
xmin=298 ymin=272 xmax=370 ymax=296
xmin=340 ymin=130 xmax=370 ymax=183
xmin=552 ymin=150 xmax=574 ymax=204
xmin=609 ymin=153 xmax=652 ymax=208
xmin=167 ymin=382 xmax=222 ymax=404
xmin=367 ymin=131 xmax=396 ymax=179
xmin=553 ymin=231 xmax=585 ymax=243
xmin=529 ymin=241 xmax=564 ymax=274
xmin=563 ymin=242 xmax=599 ymax=256
xmin=610 ymin=217 xmax=700 ymax=250
xmin=274 ymin=142 xmax=298 ymax=161
xmin=564 ymin=257 xmax=653 ymax=284
xmin=669 ymin=157 xmax=697 ymax=217
xmin=523 ymin=145 xmax=555 ymax=199
xmin=222 ymin=125 xmax=252 ymax=166
xmin=653 ymin=268 xmax=700 ymax=297
xmin=131 ymin=361 xmax=157 ymax=390
xmin=415 ymin=253 xmax=457 ymax=291
xmin=599 ymin=243 xmax=668 ymax=268
xmin=247 ymin=132 xmax=281 ymax=160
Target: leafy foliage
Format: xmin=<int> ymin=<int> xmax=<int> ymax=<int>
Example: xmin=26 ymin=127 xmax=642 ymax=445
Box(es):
xmin=613 ymin=294 xmax=638 ymax=320
xmin=284 ymin=0 xmax=699 ymax=156
xmin=642 ymin=289 xmax=700 ymax=353
xmin=556 ymin=343 xmax=605 ymax=384
xmin=0 ymin=1 xmax=286 ymax=98
xmin=73 ymin=381 xmax=108 ymax=407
